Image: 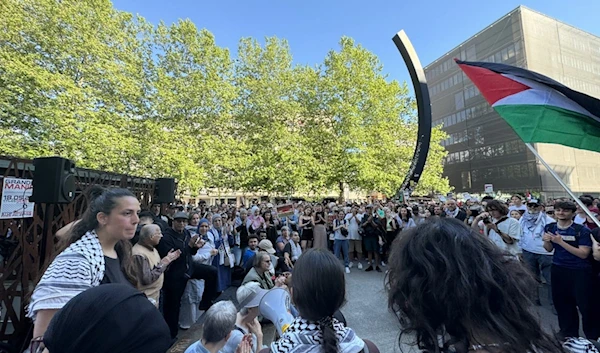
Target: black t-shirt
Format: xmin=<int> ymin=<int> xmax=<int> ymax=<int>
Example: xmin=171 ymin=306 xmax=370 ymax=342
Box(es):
xmin=101 ymin=256 xmax=130 ymax=285
xmin=315 ymin=212 xmax=326 ymax=225
xmin=236 ymin=222 xmax=250 ymax=248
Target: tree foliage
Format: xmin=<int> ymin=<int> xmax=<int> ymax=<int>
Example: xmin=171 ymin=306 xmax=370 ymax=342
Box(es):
xmin=0 ymin=0 xmax=450 ymax=197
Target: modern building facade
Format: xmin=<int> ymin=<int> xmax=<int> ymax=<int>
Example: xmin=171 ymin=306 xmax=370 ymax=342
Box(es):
xmin=424 ymin=6 xmax=600 ymax=198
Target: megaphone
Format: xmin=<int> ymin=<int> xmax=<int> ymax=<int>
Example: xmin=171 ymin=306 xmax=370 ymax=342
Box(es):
xmin=259 ymin=288 xmax=294 ymax=336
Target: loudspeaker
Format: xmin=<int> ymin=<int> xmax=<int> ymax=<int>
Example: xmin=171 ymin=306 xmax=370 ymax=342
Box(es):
xmin=154 ymin=178 xmax=175 ymax=204
xmin=259 ymin=288 xmax=295 ymax=335
xmin=30 ymin=157 xmax=76 ymax=204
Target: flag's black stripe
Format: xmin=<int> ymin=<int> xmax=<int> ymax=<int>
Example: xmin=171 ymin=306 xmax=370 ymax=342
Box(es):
xmin=456 ymin=60 xmax=600 ymax=126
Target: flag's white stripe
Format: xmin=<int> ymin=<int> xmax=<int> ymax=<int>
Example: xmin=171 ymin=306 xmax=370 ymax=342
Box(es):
xmin=492 ymin=74 xmax=600 ymax=120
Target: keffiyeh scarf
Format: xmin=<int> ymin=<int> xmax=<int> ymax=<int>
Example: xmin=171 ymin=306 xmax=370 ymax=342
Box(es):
xmin=520 ymin=212 xmax=548 ymax=239
xmin=446 ymin=208 xmax=459 ymax=218
xmin=271 ymin=317 xmax=365 ymax=353
xmin=27 ymin=230 xmax=105 ymax=320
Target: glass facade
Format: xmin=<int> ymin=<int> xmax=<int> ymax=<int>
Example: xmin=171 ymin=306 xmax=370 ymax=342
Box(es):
xmin=424 ymin=8 xmax=536 ymax=194
xmin=424 ymin=6 xmax=600 ymax=195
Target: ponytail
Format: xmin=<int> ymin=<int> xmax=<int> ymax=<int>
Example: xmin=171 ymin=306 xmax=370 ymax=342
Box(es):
xmin=319 ymin=317 xmax=339 ymax=353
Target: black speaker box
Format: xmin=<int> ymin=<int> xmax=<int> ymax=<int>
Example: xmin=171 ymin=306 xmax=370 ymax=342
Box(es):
xmin=30 ymin=157 xmax=76 ymax=204
xmin=154 ymin=178 xmax=175 ymax=204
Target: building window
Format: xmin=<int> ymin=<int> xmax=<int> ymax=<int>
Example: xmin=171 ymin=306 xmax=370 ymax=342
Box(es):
xmin=454 ymin=92 xmax=465 ymax=110
xmin=461 ymin=171 xmax=472 ymax=189
xmin=528 ymin=162 xmax=535 ymax=177
xmin=501 ymin=47 xmax=509 ymax=61
xmin=466 ymin=45 xmax=477 ymax=61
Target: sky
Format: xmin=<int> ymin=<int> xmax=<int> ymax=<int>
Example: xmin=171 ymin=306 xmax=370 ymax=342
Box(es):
xmin=111 ymin=0 xmax=600 ymax=87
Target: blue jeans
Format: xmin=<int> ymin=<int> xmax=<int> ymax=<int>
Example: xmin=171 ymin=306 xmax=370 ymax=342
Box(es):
xmin=334 ymin=239 xmax=350 ymax=267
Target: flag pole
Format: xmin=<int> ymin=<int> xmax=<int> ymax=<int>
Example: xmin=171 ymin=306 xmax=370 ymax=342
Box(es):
xmin=525 ymin=143 xmax=600 ymax=228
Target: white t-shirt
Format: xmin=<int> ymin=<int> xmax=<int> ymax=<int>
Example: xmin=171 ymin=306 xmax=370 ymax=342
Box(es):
xmin=344 ymin=213 xmax=363 ymax=240
xmin=479 ymin=217 xmax=522 ymax=256
xmin=574 ymin=213 xmax=597 ymax=225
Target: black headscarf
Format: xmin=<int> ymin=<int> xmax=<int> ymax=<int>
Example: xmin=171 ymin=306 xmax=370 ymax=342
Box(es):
xmin=44 ymin=284 xmax=171 ymax=353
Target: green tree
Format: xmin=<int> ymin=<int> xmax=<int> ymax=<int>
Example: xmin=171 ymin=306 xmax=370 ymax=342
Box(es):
xmin=301 ymin=37 xmax=450 ymax=197
xmin=151 ymin=20 xmax=238 ymax=192
xmin=0 ymin=0 xmax=150 ymax=173
xmin=0 ymin=0 xmax=450 ymax=197
xmin=233 ymin=37 xmax=319 ymax=195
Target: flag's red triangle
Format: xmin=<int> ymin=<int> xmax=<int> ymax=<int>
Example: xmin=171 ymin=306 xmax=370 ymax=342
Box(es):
xmin=456 ymin=61 xmax=530 ymax=105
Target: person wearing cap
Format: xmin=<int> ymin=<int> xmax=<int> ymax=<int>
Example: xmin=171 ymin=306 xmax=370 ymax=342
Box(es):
xmin=218 ymin=282 xmax=268 ymax=353
xmin=245 ymin=239 xmax=275 ymax=274
xmin=183 ymin=301 xmax=252 ymax=353
xmin=518 ymin=198 xmax=556 ymax=307
xmin=258 ymin=238 xmax=293 ymax=274
xmin=165 ymin=203 xmax=178 ymax=227
xmin=157 ymin=211 xmax=218 ymax=339
xmin=242 ymin=246 xmax=290 ymax=291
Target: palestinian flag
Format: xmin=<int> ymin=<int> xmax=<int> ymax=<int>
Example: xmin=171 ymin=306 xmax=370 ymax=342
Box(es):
xmin=455 ymin=60 xmax=600 ymax=153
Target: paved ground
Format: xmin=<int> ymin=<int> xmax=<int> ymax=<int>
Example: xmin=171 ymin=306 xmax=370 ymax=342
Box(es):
xmin=170 ymin=264 xmax=560 ymax=353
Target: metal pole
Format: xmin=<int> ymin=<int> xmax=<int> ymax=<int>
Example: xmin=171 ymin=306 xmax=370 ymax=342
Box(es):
xmin=526 ymin=143 xmax=600 ymax=228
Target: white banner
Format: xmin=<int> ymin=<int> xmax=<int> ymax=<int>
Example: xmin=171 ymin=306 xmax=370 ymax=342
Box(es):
xmin=0 ymin=177 xmax=35 ymax=219
xmin=484 ymin=184 xmax=494 ymax=193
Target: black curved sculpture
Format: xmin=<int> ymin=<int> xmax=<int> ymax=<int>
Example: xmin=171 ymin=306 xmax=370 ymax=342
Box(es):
xmin=392 ymin=30 xmax=432 ymax=198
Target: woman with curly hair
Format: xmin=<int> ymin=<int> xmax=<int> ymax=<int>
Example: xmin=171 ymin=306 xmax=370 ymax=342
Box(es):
xmin=386 ymin=217 xmax=597 ymax=353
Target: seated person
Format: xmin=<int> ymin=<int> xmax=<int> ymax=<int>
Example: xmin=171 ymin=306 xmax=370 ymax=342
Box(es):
xmin=241 ymin=235 xmax=260 ymax=271
xmin=258 ymin=231 xmax=268 ymax=241
xmin=265 ymin=249 xmax=374 ymax=353
xmin=244 ymin=240 xmax=290 ymax=275
xmin=185 ymin=301 xmax=251 ymax=353
xmin=220 ymin=282 xmax=269 ymax=353
xmin=282 ymin=231 xmax=302 ymax=268
xmin=242 ymin=251 xmax=287 ymax=290
xmin=275 ymin=227 xmax=291 ymax=255
xmin=43 ymin=284 xmax=171 ymax=353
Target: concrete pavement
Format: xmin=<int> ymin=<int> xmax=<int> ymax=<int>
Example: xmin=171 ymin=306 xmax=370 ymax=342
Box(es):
xmin=170 ymin=264 xmax=560 ymax=353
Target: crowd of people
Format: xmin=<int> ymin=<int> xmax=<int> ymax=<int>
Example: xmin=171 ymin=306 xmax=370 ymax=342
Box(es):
xmin=23 ymin=186 xmax=600 ymax=353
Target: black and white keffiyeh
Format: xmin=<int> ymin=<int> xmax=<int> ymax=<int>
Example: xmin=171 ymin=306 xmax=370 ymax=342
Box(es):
xmin=27 ymin=230 xmax=105 ymax=320
xmin=270 ymin=317 xmax=365 ymax=353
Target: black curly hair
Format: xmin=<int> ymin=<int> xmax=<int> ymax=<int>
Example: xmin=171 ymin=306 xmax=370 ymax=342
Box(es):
xmin=386 ymin=217 xmax=565 ymax=353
